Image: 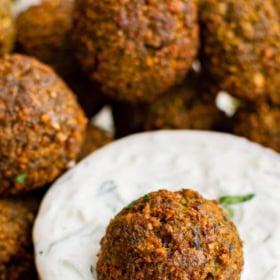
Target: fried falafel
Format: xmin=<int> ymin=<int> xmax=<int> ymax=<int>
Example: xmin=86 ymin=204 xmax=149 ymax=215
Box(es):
xmin=232 ymin=101 xmax=280 ymax=153
xmin=0 ymin=0 xmax=14 ymax=55
xmin=16 ymin=0 xmax=107 ymax=118
xmin=96 ymin=189 xmax=243 ymax=280
xmin=77 ymin=123 xmax=112 ymax=161
xmin=15 ymin=0 xmax=73 ymax=66
xmin=0 ymin=196 xmax=39 ymax=280
xmin=112 ymin=77 xmax=224 ymax=138
xmin=199 ymin=0 xmax=280 ymax=104
xmin=0 ymin=54 xmax=87 ymax=195
xmin=143 ymin=84 xmax=223 ymax=131
xmin=71 ymin=0 xmax=199 ymax=103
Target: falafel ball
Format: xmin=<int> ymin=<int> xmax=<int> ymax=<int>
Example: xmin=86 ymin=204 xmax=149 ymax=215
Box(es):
xmin=96 ymin=189 xmax=243 ymax=280
xmin=0 ymin=0 xmax=14 ymax=55
xmin=16 ymin=0 xmax=73 ymax=66
xmin=0 ymin=196 xmax=39 ymax=280
xmin=15 ymin=0 xmax=107 ymax=118
xmin=112 ymin=78 xmax=224 ymax=138
xmin=77 ymin=123 xmax=112 ymax=161
xmin=71 ymin=0 xmax=199 ymax=103
xmin=199 ymin=0 xmax=280 ymax=104
xmin=0 ymin=54 xmax=87 ymax=195
xmin=232 ymin=101 xmax=280 ymax=153
xmin=143 ymin=83 xmax=223 ymax=131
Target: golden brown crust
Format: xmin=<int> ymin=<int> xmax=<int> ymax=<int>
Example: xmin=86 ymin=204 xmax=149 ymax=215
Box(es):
xmin=96 ymin=189 xmax=243 ymax=280
xmin=0 ymin=0 xmax=14 ymax=55
xmin=16 ymin=0 xmax=107 ymax=118
xmin=0 ymin=196 xmax=40 ymax=280
xmin=112 ymin=77 xmax=225 ymax=138
xmin=0 ymin=258 xmax=38 ymax=280
xmin=0 ymin=54 xmax=87 ymax=195
xmin=200 ymin=0 xmax=280 ymax=104
xmin=16 ymin=0 xmax=73 ymax=66
xmin=71 ymin=0 xmax=199 ymax=103
xmin=77 ymin=123 xmax=112 ymax=161
xmin=143 ymin=85 xmax=223 ymax=131
xmin=232 ymin=101 xmax=280 ymax=152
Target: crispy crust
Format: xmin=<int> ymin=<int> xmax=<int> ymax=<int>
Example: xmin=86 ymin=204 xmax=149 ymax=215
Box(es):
xmin=71 ymin=0 xmax=199 ymax=103
xmin=77 ymin=123 xmax=112 ymax=161
xmin=143 ymin=84 xmax=223 ymax=131
xmin=16 ymin=0 xmax=73 ymax=65
xmin=199 ymin=0 xmax=280 ymax=104
xmin=232 ymin=101 xmax=280 ymax=152
xmin=0 ymin=196 xmax=39 ymax=280
xmin=16 ymin=0 xmax=107 ymax=118
xmin=112 ymin=76 xmax=224 ymax=138
xmin=97 ymin=189 xmax=243 ymax=280
xmin=0 ymin=0 xmax=14 ymax=55
xmin=0 ymin=54 xmax=87 ymax=195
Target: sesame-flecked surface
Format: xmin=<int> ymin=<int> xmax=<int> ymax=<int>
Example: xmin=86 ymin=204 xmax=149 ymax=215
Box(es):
xmin=71 ymin=0 xmax=199 ymax=103
xmin=96 ymin=189 xmax=243 ymax=280
xmin=0 ymin=54 xmax=87 ymax=195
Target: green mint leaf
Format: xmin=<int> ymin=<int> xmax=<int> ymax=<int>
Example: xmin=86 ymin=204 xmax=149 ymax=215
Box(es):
xmin=223 ymin=205 xmax=234 ymax=218
xmin=219 ymin=193 xmax=255 ymax=205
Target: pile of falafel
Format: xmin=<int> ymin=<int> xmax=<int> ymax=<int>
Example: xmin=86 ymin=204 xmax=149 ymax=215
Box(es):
xmin=0 ymin=0 xmax=279 ymax=278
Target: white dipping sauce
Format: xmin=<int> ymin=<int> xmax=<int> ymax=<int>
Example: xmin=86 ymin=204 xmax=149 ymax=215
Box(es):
xmin=34 ymin=130 xmax=280 ymax=280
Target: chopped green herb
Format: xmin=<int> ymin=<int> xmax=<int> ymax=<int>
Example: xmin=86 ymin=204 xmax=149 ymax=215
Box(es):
xmin=39 ymin=251 xmax=43 ymax=255
xmin=143 ymin=194 xmax=151 ymax=201
xmin=90 ymin=265 xmax=94 ymax=273
xmin=219 ymin=193 xmax=255 ymax=218
xmin=219 ymin=193 xmax=255 ymax=205
xmin=15 ymin=173 xmax=27 ymax=184
xmin=126 ymin=202 xmax=134 ymax=209
xmin=223 ymin=205 xmax=234 ymax=219
xmin=263 ymin=234 xmax=272 ymax=242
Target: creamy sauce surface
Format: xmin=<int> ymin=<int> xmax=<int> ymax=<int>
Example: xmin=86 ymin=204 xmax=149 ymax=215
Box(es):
xmin=33 ymin=131 xmax=280 ymax=280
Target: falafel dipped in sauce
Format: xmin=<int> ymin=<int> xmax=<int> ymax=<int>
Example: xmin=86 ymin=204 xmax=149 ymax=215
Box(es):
xmin=71 ymin=0 xmax=199 ymax=103
xmin=97 ymin=189 xmax=243 ymax=280
xmin=0 ymin=0 xmax=14 ymax=55
xmin=34 ymin=131 xmax=280 ymax=280
xmin=0 ymin=54 xmax=87 ymax=195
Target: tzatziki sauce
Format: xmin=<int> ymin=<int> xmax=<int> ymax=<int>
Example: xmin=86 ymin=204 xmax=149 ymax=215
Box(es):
xmin=33 ymin=130 xmax=280 ymax=280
